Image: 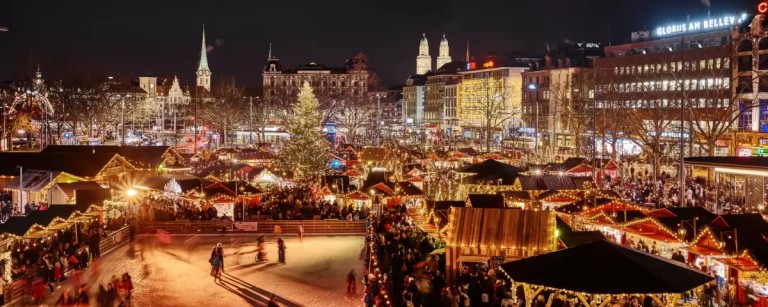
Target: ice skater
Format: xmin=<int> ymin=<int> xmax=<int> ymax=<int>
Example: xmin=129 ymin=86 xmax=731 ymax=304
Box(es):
xmin=346 ymin=269 xmax=356 ymax=295
xmin=297 ymin=224 xmax=304 ymax=243
xmin=209 ymin=243 xmax=224 ymax=280
xmin=277 ymin=238 xmax=286 ymax=264
xmin=257 ymin=235 xmax=269 ymax=262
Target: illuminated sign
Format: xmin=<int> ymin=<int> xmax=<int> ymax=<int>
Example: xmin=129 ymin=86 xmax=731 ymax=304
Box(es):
xmin=482 ymin=61 xmax=495 ymax=68
xmin=760 ymin=2 xmax=768 ymax=14
xmin=654 ymin=14 xmax=745 ymax=37
xmin=466 ymin=62 xmax=477 ymax=70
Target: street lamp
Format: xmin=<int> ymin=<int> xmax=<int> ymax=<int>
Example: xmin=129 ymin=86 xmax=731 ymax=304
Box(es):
xmin=126 ymin=189 xmax=138 ymax=197
xmin=527 ymin=83 xmax=540 ymax=156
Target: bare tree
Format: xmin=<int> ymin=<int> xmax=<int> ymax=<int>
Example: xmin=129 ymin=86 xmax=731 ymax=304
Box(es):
xmin=460 ymin=71 xmax=521 ymax=152
xmin=335 ymin=94 xmax=374 ymax=143
xmin=199 ymin=77 xmax=247 ymax=145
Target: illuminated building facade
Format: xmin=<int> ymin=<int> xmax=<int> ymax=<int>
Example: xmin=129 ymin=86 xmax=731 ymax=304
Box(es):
xmin=457 ymin=58 xmax=527 ymax=140
xmin=593 ymin=12 xmax=754 ymax=156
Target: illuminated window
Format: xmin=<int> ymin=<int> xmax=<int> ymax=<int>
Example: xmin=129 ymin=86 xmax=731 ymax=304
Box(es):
xmin=708 ymin=59 xmax=714 ymax=69
xmin=715 ymin=58 xmax=721 ymax=69
xmin=662 ymin=80 xmax=669 ymax=91
xmin=677 ymin=61 xmax=683 ymax=71
xmin=700 ymin=60 xmax=706 ymax=70
xmin=724 ymin=58 xmax=731 ymax=68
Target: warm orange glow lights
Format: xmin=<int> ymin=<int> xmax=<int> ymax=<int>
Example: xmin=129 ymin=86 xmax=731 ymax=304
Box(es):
xmin=482 ymin=61 xmax=495 ymax=68
xmin=759 ymin=2 xmax=768 ymax=14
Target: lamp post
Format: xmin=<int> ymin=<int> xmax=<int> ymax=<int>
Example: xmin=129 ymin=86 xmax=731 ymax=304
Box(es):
xmin=119 ymin=94 xmax=132 ymax=146
xmin=376 ymin=93 xmax=382 ymax=147
xmin=527 ymin=83 xmax=539 ymax=156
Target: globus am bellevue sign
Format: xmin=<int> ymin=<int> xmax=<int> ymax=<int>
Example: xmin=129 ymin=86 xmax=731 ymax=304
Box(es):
xmin=654 ymin=14 xmax=745 ymax=37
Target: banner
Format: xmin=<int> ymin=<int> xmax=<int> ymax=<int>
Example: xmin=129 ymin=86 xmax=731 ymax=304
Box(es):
xmin=233 ymin=222 xmax=258 ymax=231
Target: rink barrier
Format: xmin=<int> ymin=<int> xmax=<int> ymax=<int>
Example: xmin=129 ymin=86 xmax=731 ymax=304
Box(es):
xmin=138 ymin=220 xmax=366 ymax=234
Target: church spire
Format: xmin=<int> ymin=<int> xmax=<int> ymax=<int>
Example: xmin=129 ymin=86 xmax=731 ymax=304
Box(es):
xmin=465 ymin=40 xmax=470 ymax=62
xmin=196 ymin=24 xmax=211 ymax=92
xmin=436 ymin=34 xmax=451 ymax=70
xmin=198 ymin=24 xmax=209 ymax=71
xmin=267 ymin=43 xmax=272 ymax=60
xmin=416 ymin=33 xmax=432 ymax=74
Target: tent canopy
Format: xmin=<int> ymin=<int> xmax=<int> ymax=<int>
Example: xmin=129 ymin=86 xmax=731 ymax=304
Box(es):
xmin=500 ymin=240 xmax=714 ymax=295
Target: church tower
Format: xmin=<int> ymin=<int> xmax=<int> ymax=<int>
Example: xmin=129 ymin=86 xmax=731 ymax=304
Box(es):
xmin=436 ymin=34 xmax=451 ymax=70
xmin=196 ymin=25 xmax=212 ymax=92
xmin=416 ymin=33 xmax=432 ymax=74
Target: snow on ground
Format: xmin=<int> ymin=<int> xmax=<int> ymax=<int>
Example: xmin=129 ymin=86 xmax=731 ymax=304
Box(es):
xmin=43 ymin=235 xmax=366 ymax=307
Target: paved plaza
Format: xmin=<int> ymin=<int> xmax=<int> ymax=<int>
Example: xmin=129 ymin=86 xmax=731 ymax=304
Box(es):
xmin=41 ymin=235 xmax=366 ymax=307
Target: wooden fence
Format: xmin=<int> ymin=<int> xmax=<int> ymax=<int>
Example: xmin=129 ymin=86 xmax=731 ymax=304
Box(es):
xmin=138 ymin=220 xmax=366 ymax=234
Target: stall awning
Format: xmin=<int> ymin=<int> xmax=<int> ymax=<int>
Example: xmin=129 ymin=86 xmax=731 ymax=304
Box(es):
xmin=457 ymin=255 xmax=489 ymax=263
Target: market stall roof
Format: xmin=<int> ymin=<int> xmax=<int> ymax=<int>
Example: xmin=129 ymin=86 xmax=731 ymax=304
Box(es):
xmin=344 ymin=190 xmax=371 ymax=200
xmin=0 ymin=205 xmax=78 ymax=236
xmin=55 ymin=181 xmax=104 ymax=199
xmin=499 ymin=240 xmax=714 ymax=294
xmin=467 ymin=194 xmax=505 ymax=208
xmin=5 ymin=170 xmax=64 ymax=192
xmin=42 ymin=145 xmax=184 ymax=169
xmin=683 ymin=156 xmax=768 ymax=170
xmin=448 ymin=207 xmax=554 ymax=258
xmin=395 ymin=182 xmax=423 ymax=196
xmin=557 ymin=217 xmax=606 ymax=248
xmin=0 ymin=152 xmax=128 ymax=178
xmin=431 ymin=200 xmax=466 ymax=211
xmin=458 ymin=159 xmax=525 ymax=185
xmin=498 ymin=191 xmax=532 ymax=202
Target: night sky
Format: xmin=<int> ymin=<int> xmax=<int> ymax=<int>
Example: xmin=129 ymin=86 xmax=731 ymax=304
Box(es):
xmin=0 ymin=0 xmax=758 ymax=88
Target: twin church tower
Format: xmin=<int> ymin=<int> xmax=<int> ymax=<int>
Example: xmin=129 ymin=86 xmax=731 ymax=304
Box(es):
xmin=416 ymin=34 xmax=452 ymax=75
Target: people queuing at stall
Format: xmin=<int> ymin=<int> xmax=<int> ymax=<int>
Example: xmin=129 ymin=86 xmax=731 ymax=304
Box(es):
xmin=10 ymin=220 xmax=107 ymax=304
xmin=366 ymin=204 xmax=513 ymax=307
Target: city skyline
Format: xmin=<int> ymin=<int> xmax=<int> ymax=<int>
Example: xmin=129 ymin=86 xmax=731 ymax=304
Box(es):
xmin=0 ymin=0 xmax=758 ymax=87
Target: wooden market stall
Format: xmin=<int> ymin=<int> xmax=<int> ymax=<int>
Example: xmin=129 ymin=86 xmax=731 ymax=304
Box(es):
xmin=445 ymin=207 xmax=555 ymax=283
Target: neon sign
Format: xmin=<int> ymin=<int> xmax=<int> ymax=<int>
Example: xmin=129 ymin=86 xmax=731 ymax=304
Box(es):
xmin=654 ymin=14 xmax=742 ymax=37
xmin=759 ymin=2 xmax=768 ymax=14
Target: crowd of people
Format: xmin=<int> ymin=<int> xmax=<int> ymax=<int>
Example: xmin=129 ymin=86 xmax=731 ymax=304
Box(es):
xmin=8 ymin=220 xmax=106 ymax=305
xmin=365 ymin=204 xmax=518 ymax=307
xmin=256 ymin=185 xmax=370 ymax=221
xmin=0 ymin=190 xmax=52 ymax=222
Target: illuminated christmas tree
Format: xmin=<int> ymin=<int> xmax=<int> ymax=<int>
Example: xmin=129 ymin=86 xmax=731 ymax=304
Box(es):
xmin=280 ymin=81 xmax=330 ymax=179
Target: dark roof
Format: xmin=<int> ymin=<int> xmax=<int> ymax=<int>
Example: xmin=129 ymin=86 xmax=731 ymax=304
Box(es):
xmin=74 ymin=189 xmax=111 ymax=212
xmin=362 ymin=171 xmax=390 ymax=190
xmin=281 ymin=62 xmax=349 ymax=74
xmin=436 ymin=61 xmax=469 ymax=74
xmin=683 ymin=156 xmax=768 ymax=169
xmin=666 ymin=207 xmax=718 ymax=224
xmin=517 ymin=176 xmax=547 ymax=190
xmin=459 ymin=159 xmax=524 ymax=185
xmin=431 ymin=200 xmax=466 ymax=211
xmin=457 ymin=147 xmax=479 ymax=156
xmin=0 ymin=206 xmax=78 ymax=236
xmin=498 ymin=191 xmax=532 ymax=201
xmin=541 ymin=176 xmax=578 ymax=190
xmin=712 ymin=214 xmax=768 ymax=230
xmin=55 ymin=181 xmax=103 ymax=198
xmin=500 ymin=240 xmax=714 ymax=294
xmin=0 ymin=152 xmax=120 ymax=178
xmin=395 ymin=182 xmax=423 ymax=196
xmin=42 ymin=145 xmax=178 ymax=168
xmin=557 ymin=218 xmax=606 ymax=248
xmin=467 ymin=194 xmax=505 ymax=208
